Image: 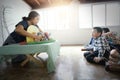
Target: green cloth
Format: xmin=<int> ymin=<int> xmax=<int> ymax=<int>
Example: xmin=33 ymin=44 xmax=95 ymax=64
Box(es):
xmin=0 ymin=41 xmax=60 ymax=73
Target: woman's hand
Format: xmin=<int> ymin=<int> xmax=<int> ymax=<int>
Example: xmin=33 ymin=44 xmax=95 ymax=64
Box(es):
xmin=32 ymin=35 xmax=42 ymax=41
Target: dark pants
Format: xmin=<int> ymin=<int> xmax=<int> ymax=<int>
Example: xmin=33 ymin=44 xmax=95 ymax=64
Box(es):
xmin=84 ymin=51 xmax=109 ymax=65
xmin=3 ymin=35 xmax=26 ymax=64
xmin=3 ymin=35 xmax=16 ymax=46
xmin=109 ymin=43 xmax=120 ymax=51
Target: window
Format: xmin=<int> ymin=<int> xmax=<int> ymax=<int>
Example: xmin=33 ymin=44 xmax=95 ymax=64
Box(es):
xmin=37 ymin=6 xmax=71 ymax=30
xmin=93 ymin=4 xmax=106 ymax=27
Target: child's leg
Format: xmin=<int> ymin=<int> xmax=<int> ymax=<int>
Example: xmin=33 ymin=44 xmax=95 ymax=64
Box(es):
xmin=105 ymin=49 xmax=120 ymax=72
xmin=105 ymin=63 xmax=120 ymax=72
xmin=98 ymin=50 xmax=110 ymax=66
xmin=110 ymin=49 xmax=119 ymax=59
xmin=98 ymin=60 xmax=106 ymax=65
xmin=85 ymin=51 xmax=98 ymax=63
xmin=104 ymin=50 xmax=110 ymax=60
xmin=109 ymin=64 xmax=120 ymax=72
xmin=108 ymin=49 xmax=120 ymax=64
xmin=84 ymin=52 xmax=91 ymax=58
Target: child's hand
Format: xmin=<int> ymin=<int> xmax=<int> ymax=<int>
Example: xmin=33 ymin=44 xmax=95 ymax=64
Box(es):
xmin=94 ymin=57 xmax=102 ymax=63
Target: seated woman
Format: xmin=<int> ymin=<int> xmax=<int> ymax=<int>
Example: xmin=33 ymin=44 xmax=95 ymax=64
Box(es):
xmin=3 ymin=11 xmax=43 ymax=65
xmin=105 ymin=49 xmax=120 ymax=72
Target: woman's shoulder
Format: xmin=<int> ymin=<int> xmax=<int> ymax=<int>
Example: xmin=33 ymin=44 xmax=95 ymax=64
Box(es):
xmin=15 ymin=20 xmax=28 ymax=27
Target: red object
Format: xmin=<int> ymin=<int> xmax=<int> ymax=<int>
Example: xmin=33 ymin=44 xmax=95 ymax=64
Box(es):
xmin=19 ymin=41 xmax=27 ymax=45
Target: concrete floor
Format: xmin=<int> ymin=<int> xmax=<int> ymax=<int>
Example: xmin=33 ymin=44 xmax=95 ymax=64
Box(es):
xmin=0 ymin=46 xmax=120 ymax=80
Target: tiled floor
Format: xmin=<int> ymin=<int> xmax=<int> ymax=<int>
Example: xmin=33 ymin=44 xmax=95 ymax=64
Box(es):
xmin=0 ymin=46 xmax=120 ymax=80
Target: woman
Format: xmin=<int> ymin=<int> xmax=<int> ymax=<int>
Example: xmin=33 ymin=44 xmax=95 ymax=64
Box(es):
xmin=3 ymin=11 xmax=43 ymax=65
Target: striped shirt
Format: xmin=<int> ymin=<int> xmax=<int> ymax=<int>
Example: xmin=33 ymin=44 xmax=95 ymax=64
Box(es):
xmin=93 ymin=36 xmax=110 ymax=57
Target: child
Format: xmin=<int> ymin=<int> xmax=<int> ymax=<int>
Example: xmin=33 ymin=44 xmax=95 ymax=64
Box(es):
xmin=84 ymin=27 xmax=110 ymax=65
xmin=102 ymin=27 xmax=120 ymax=50
xmin=105 ymin=49 xmax=120 ymax=72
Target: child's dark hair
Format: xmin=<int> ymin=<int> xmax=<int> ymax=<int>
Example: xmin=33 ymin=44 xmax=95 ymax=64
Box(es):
xmin=22 ymin=11 xmax=39 ymax=20
xmin=93 ymin=27 xmax=103 ymax=34
xmin=102 ymin=28 xmax=110 ymax=33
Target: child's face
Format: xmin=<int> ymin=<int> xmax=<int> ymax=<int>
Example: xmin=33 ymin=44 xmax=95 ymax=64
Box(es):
xmin=92 ymin=29 xmax=101 ymax=39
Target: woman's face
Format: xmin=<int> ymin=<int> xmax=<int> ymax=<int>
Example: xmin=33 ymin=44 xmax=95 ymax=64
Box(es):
xmin=31 ymin=16 xmax=40 ymax=25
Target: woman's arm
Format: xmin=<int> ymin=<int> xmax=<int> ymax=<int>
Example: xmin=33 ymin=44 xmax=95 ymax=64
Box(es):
xmin=38 ymin=28 xmax=43 ymax=32
xmin=15 ymin=25 xmax=42 ymax=40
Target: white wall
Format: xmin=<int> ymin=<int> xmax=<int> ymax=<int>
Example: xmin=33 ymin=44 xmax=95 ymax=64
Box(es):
xmin=93 ymin=4 xmax=106 ymax=26
xmin=0 ymin=0 xmax=31 ymax=46
xmin=106 ymin=3 xmax=120 ymax=26
xmin=36 ymin=3 xmax=92 ymax=45
xmin=92 ymin=2 xmax=120 ymax=36
xmin=79 ymin=4 xmax=92 ymax=28
xmin=35 ymin=1 xmax=120 ymax=45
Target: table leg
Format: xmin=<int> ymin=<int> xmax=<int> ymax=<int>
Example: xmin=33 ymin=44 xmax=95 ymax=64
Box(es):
xmin=20 ymin=54 xmax=44 ymax=67
xmin=20 ymin=55 xmax=30 ymax=67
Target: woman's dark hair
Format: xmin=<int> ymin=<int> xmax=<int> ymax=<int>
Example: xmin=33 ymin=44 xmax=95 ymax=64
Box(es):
xmin=93 ymin=27 xmax=103 ymax=34
xmin=102 ymin=28 xmax=110 ymax=33
xmin=22 ymin=11 xmax=39 ymax=20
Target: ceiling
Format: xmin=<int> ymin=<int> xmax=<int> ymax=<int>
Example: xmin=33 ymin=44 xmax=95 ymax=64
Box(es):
xmin=23 ymin=0 xmax=120 ymax=9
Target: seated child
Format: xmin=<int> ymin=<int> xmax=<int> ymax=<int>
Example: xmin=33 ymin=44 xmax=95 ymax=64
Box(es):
xmin=102 ymin=28 xmax=120 ymax=50
xmin=82 ymin=28 xmax=110 ymax=51
xmin=105 ymin=49 xmax=120 ymax=72
xmin=84 ymin=27 xmax=110 ymax=65
xmin=102 ymin=28 xmax=111 ymax=43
